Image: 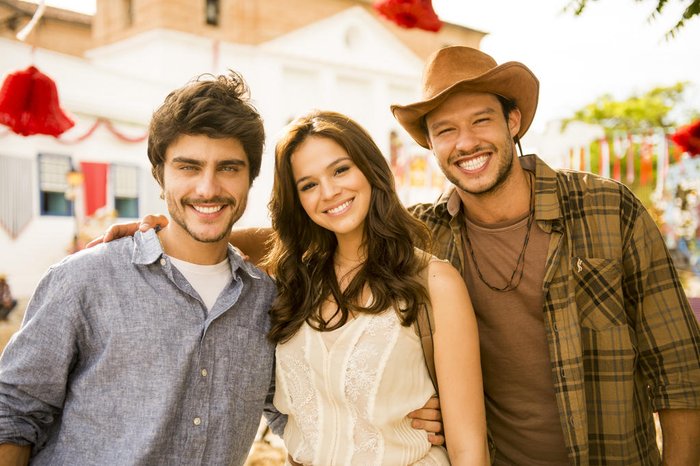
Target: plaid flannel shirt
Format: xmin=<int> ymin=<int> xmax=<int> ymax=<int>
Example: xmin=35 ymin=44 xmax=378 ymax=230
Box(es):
xmin=409 ymin=154 xmax=700 ymax=466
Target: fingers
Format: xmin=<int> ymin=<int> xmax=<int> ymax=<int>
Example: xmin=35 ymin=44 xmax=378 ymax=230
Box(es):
xmin=409 ymin=396 xmax=444 ymax=442
xmin=103 ymin=224 xmax=132 ymax=243
xmin=103 ymin=222 xmax=142 ymax=243
xmin=102 ymin=226 xmax=118 ymax=243
xmin=231 ymin=246 xmax=250 ymax=262
xmin=422 ymin=396 xmax=440 ymax=410
xmin=407 ymin=396 xmax=441 ymax=420
xmin=411 ymin=418 xmax=442 ymax=434
xmin=407 ymin=407 xmax=442 ymax=422
xmin=140 ymin=215 xmax=168 ymax=231
xmin=85 ymin=235 xmax=105 ymax=249
xmin=427 ymin=433 xmax=445 ymax=446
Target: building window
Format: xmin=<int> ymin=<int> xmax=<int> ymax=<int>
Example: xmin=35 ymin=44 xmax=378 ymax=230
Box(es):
xmin=206 ymin=0 xmax=220 ymax=26
xmin=38 ymin=153 xmax=73 ymax=216
xmin=112 ymin=164 xmax=139 ymax=218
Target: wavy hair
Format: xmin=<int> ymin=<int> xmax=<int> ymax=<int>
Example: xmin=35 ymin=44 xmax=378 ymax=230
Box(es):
xmin=264 ymin=110 xmax=431 ymax=344
xmin=147 ymin=70 xmax=264 ymax=187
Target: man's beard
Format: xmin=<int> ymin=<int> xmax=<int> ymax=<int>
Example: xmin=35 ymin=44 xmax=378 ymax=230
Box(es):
xmin=445 ymin=142 xmax=515 ymax=196
xmin=168 ymin=195 xmax=245 ymax=243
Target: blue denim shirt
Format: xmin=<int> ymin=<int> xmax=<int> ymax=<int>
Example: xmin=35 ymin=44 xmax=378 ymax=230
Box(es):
xmin=0 ymin=230 xmax=279 ymax=465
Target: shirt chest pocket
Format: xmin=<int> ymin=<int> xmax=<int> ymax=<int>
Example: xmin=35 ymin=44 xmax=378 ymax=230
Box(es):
xmin=225 ymin=326 xmax=275 ymax=402
xmin=572 ymin=257 xmax=626 ymax=330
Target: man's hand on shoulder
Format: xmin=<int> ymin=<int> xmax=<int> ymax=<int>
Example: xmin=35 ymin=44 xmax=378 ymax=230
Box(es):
xmin=85 ymin=215 xmax=169 ymax=247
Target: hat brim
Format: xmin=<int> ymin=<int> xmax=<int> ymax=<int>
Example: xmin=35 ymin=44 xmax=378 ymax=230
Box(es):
xmin=391 ymin=62 xmax=539 ymax=148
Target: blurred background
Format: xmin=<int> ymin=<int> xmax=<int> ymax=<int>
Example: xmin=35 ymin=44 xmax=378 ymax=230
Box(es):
xmin=0 ymin=0 xmax=698 ymax=329
xmin=0 ymin=1 xmax=698 ymax=462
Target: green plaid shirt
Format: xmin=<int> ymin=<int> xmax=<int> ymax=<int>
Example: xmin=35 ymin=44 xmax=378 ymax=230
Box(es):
xmin=409 ymin=155 xmax=700 ymax=465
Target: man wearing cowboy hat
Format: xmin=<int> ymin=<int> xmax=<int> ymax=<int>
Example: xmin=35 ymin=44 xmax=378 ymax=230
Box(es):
xmin=392 ymin=46 xmax=700 ymax=465
xmin=87 ymin=46 xmax=700 ymax=464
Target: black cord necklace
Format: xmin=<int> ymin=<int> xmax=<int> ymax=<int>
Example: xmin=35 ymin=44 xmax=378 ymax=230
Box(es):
xmin=463 ymin=173 xmax=535 ymax=292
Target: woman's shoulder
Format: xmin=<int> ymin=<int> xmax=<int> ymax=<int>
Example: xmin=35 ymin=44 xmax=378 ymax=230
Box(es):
xmin=413 ymin=248 xmax=454 ymax=275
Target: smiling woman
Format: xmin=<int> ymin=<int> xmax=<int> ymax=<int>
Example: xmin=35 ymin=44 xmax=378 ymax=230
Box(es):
xmin=262 ymin=110 xmax=489 ymax=465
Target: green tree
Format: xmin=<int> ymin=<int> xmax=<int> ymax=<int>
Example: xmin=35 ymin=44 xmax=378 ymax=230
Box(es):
xmin=562 ymin=82 xmax=692 ymax=134
xmin=565 ymin=0 xmax=700 ymax=38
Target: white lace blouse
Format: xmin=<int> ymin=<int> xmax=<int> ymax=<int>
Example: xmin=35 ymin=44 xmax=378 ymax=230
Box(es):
xmin=274 ymin=307 xmax=450 ymax=465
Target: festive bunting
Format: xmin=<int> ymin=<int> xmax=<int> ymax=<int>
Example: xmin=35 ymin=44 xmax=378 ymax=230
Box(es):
xmin=565 ymin=128 xmax=690 ymax=194
xmin=612 ymin=136 xmax=623 ymax=181
xmin=0 ymin=65 xmax=75 ymax=137
xmin=599 ymin=138 xmax=610 ymax=178
xmin=57 ymin=118 xmax=147 ymax=144
xmin=0 ymin=154 xmax=34 ymax=238
xmin=655 ymin=129 xmax=669 ymax=194
xmin=373 ymin=0 xmax=442 ymax=32
xmin=626 ymin=134 xmax=635 ymax=184
xmin=639 ymin=134 xmax=654 ymax=187
xmin=568 ymin=147 xmax=575 ymax=170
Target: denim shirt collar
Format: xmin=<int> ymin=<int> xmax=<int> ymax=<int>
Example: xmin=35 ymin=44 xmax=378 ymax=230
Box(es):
xmin=131 ymin=229 xmax=262 ymax=280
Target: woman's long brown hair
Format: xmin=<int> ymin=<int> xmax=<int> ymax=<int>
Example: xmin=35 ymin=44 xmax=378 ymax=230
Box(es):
xmin=264 ymin=110 xmax=431 ymax=344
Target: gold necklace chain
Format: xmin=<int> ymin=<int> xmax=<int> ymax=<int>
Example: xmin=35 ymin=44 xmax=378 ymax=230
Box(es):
xmin=463 ymin=173 xmax=535 ymax=292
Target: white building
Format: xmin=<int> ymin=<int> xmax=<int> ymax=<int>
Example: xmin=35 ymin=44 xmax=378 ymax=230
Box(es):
xmin=0 ymin=0 xmax=485 ymax=296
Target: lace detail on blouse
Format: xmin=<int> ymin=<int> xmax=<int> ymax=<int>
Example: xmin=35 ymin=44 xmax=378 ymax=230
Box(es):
xmin=276 ymin=337 xmax=319 ymax=462
xmin=275 ymin=305 xmax=443 ymax=465
xmin=345 ymin=310 xmax=401 ymax=465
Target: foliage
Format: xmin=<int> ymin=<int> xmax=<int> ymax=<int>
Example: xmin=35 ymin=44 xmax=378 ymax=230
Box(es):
xmin=562 ymin=82 xmax=692 ymax=134
xmin=565 ymin=0 xmax=700 ymax=38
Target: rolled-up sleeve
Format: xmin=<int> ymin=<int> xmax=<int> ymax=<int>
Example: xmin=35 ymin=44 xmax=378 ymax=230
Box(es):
xmin=263 ymin=355 xmax=286 ymax=436
xmin=0 ymin=265 xmax=82 ymax=449
xmin=624 ymin=208 xmax=700 ymax=410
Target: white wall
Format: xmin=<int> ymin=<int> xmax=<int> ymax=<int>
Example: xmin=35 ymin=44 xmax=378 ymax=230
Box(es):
xmin=0 ymin=7 xmax=431 ymax=297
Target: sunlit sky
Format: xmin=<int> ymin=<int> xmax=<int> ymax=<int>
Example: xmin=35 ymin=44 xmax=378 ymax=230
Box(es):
xmin=29 ymin=0 xmax=700 ymax=132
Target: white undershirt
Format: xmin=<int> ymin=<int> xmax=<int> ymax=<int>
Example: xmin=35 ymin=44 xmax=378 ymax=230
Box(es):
xmin=169 ymin=256 xmax=232 ymax=313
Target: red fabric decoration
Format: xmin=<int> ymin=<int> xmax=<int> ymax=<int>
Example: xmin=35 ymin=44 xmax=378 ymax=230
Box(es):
xmin=80 ymin=162 xmax=109 ymax=217
xmin=373 ymin=0 xmax=442 ymax=32
xmin=57 ymin=118 xmax=147 ymax=145
xmin=0 ymin=65 xmax=75 ymax=137
xmin=670 ymin=119 xmax=700 ymax=157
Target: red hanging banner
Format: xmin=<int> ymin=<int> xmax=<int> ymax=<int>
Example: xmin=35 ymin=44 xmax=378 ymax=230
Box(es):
xmin=80 ymin=162 xmax=109 ymax=217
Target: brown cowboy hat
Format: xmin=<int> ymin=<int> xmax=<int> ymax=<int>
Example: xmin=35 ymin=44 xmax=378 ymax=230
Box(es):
xmin=391 ymin=46 xmax=539 ymax=148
